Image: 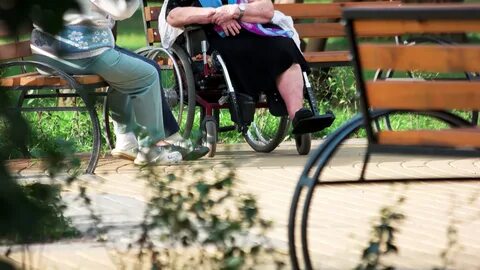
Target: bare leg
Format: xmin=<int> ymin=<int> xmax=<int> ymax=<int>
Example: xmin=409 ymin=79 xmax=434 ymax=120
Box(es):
xmin=276 ymin=63 xmax=304 ymax=119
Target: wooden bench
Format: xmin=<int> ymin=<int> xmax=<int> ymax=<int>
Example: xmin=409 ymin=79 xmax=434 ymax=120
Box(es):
xmin=0 ymin=23 xmax=110 ymax=174
xmin=274 ymin=0 xmax=401 ymax=68
xmin=142 ymin=0 xmax=401 ymax=68
xmin=288 ymin=4 xmax=480 ymax=269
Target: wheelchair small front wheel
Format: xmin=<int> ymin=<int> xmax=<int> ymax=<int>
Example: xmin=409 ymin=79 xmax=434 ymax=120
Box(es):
xmin=295 ymin=133 xmax=311 ymax=155
xmin=202 ymin=119 xmax=217 ymax=157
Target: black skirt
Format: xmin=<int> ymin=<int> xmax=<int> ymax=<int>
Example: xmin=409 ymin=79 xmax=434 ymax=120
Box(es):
xmin=206 ymin=28 xmax=309 ymax=98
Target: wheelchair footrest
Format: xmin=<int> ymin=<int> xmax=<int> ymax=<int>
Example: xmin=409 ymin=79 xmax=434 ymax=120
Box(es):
xmin=292 ymin=109 xmax=335 ymax=134
xmin=229 ymin=92 xmax=255 ymax=125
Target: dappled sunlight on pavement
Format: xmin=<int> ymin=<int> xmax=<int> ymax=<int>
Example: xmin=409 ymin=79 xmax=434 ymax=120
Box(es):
xmin=4 ymin=139 xmax=480 ymax=269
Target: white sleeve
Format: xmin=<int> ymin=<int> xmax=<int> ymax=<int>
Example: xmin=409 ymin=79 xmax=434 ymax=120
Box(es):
xmin=90 ymin=0 xmax=140 ymax=20
xmin=159 ymin=0 xmax=184 ymax=48
xmin=271 ymin=10 xmax=301 ymax=51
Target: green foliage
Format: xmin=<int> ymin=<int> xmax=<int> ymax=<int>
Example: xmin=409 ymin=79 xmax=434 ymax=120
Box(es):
xmin=0 ymin=91 xmax=80 ymax=264
xmin=2 ymin=91 xmax=109 ymax=158
xmin=0 ymin=183 xmax=79 ymax=245
xmin=1 ymin=2 xmax=84 ymax=264
xmin=310 ymin=67 xmax=358 ymax=111
xmin=133 ymin=163 xmax=286 ymax=269
xmin=25 ymin=107 xmax=99 ymax=155
xmin=355 ymin=196 xmax=406 ymax=270
xmin=0 ymin=0 xmax=79 ymax=35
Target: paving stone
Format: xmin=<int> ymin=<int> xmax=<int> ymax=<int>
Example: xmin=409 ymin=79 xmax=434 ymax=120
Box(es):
xmin=4 ymin=139 xmax=480 ymax=269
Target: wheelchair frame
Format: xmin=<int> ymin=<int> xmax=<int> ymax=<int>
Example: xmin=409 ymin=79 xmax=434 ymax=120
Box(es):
xmin=138 ymin=0 xmax=324 ymax=157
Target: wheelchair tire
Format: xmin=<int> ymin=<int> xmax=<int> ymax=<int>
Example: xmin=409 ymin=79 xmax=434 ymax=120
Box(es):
xmin=244 ymin=109 xmax=289 ymax=153
xmin=135 ymin=45 xmax=196 ymax=139
xmin=295 ymin=133 xmax=311 ymax=155
xmin=203 ymin=119 xmax=217 ymax=157
xmin=170 ymin=44 xmax=196 ymax=138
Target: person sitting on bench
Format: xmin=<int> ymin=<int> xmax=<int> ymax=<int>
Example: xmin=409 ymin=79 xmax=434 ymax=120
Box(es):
xmin=30 ymin=0 xmax=208 ymax=165
xmin=165 ymin=0 xmax=335 ymax=134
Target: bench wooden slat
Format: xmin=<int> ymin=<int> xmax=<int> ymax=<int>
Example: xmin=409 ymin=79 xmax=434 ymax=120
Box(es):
xmin=303 ymin=51 xmax=350 ymax=64
xmin=366 ymin=80 xmax=480 ymax=110
xmin=0 ymin=41 xmax=32 ymax=60
xmin=145 ymin=2 xmax=401 ymax=22
xmin=145 ymin=7 xmax=160 ymax=22
xmin=353 ymin=20 xmax=480 ymax=37
xmin=274 ymin=2 xmax=400 ymax=19
xmin=295 ymin=23 xmax=345 ymax=38
xmin=147 ymin=28 xmax=160 ymax=43
xmin=144 ymin=21 xmax=398 ymax=41
xmin=377 ymin=128 xmax=480 ymax=148
xmin=359 ymin=44 xmax=480 ymax=73
xmin=147 ymin=24 xmax=346 ymax=42
xmin=0 ymin=22 xmax=32 ymax=38
xmin=0 ymin=72 xmax=106 ymax=87
xmin=144 ymin=32 xmax=352 ymax=64
xmin=0 ymin=72 xmax=42 ymax=87
xmin=0 ymin=21 xmax=11 ymax=37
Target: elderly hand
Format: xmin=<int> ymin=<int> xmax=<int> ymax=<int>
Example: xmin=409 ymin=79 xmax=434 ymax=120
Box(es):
xmin=218 ymin=19 xmax=241 ymax=36
xmin=212 ymin=4 xmax=240 ymax=25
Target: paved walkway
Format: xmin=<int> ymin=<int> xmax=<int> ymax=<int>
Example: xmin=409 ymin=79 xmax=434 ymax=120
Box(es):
xmin=5 ymin=139 xmax=480 ymax=269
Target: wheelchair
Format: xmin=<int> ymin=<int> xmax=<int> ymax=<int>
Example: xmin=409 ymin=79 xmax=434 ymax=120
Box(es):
xmin=137 ymin=26 xmax=329 ymax=157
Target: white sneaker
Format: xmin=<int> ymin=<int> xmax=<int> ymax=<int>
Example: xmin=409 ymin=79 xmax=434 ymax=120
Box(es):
xmin=111 ymin=146 xmax=138 ymax=161
xmin=134 ymin=146 xmax=182 ymax=166
xmin=111 ymin=132 xmax=138 ymax=160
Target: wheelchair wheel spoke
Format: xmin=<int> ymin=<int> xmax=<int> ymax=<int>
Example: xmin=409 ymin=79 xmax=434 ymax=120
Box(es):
xmin=244 ymin=107 xmax=289 ymax=153
xmin=248 ymin=122 xmax=269 ymax=145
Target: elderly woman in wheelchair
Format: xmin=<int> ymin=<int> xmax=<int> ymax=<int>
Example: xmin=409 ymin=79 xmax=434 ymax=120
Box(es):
xmin=161 ymin=0 xmax=335 ymax=155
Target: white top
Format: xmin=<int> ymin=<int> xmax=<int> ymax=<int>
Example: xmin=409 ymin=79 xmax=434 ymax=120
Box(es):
xmin=64 ymin=0 xmax=140 ymax=28
xmin=31 ymin=0 xmax=139 ymax=60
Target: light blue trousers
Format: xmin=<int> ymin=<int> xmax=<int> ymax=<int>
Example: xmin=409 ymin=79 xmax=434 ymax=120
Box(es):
xmin=34 ymin=48 xmax=165 ymax=147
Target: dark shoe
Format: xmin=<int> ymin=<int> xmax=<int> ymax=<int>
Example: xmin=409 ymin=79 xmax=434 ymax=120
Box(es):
xmin=183 ymin=146 xmax=210 ymax=161
xmin=292 ymin=108 xmax=335 ymax=134
xmin=168 ymin=145 xmax=209 ymax=161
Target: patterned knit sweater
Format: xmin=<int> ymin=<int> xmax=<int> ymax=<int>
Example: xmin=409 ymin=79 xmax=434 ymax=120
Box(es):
xmin=31 ymin=0 xmax=139 ymax=59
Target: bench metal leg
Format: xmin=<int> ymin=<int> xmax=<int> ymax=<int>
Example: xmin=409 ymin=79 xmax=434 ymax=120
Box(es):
xmin=288 ymin=176 xmax=311 ymax=270
xmin=15 ymin=89 xmax=32 ymax=158
xmin=289 ymin=113 xmax=365 ymax=269
xmin=86 ymin=107 xmax=101 ymax=174
xmin=289 ymin=109 xmax=473 ymax=269
xmin=103 ymin=93 xmax=115 ymax=150
xmin=293 ymin=114 xmax=364 ymax=269
xmin=77 ymin=89 xmax=101 ymax=175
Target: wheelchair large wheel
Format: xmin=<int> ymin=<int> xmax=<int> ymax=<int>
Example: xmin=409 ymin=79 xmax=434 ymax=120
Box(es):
xmin=243 ymin=108 xmax=289 ymax=153
xmin=135 ymin=45 xmax=196 ymax=139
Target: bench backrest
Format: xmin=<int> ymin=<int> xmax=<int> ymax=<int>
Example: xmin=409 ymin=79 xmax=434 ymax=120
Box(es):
xmin=0 ymin=23 xmax=32 ymax=61
xmin=142 ymin=0 xmax=164 ymax=46
xmin=274 ymin=1 xmax=400 ymax=40
xmin=140 ymin=0 xmax=400 ymax=48
xmin=343 ymin=4 xmax=480 ymax=156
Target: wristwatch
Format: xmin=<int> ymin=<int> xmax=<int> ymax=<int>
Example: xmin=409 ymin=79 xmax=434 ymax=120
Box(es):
xmin=237 ymin=3 xmax=246 ymax=20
